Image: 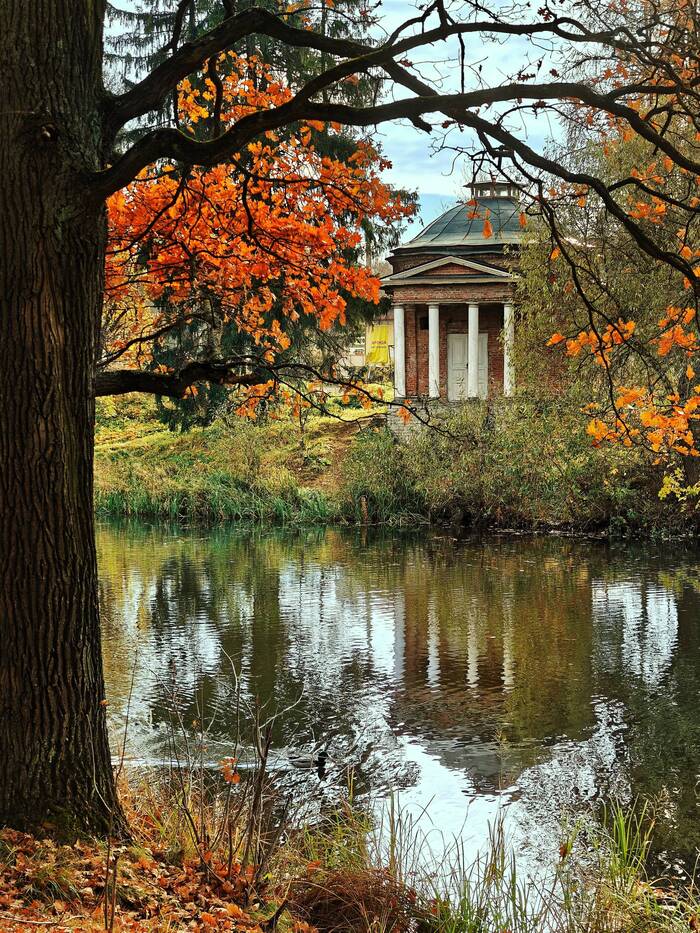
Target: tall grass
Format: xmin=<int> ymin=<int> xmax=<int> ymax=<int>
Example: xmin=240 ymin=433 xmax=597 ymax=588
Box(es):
xmin=95 ymin=393 xmax=692 ymax=534
xmin=95 ymin=482 xmax=337 ymax=524
xmin=106 ymin=649 xmax=700 ymax=933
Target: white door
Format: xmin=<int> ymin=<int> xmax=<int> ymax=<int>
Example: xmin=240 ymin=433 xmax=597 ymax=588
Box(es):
xmin=447 ymin=333 xmax=488 ymax=400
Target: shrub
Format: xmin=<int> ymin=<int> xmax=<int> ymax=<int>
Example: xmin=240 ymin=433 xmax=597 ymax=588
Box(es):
xmin=339 ymin=400 xmax=681 ymax=535
xmin=340 ymin=429 xmax=426 ymax=523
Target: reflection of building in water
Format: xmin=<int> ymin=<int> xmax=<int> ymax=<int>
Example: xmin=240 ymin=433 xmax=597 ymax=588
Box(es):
xmin=97 ymin=525 xmax=700 ymax=868
xmin=591 ymin=580 xmax=678 ymax=687
xmin=380 ymin=542 xmax=599 ymax=792
xmin=98 ymin=528 xmax=684 ymax=798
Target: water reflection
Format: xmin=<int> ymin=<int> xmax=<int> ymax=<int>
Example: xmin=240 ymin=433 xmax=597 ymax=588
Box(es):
xmin=98 ymin=523 xmax=700 ymax=866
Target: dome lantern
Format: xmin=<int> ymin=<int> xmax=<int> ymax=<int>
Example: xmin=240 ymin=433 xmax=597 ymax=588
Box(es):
xmin=466 ymin=177 xmax=521 ymax=201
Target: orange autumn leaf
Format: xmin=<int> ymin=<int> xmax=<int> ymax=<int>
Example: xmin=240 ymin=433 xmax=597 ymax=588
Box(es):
xmin=482 ymin=218 xmax=493 ymax=238
xmin=587 ymin=418 xmax=611 ymax=443
xmin=616 ymin=387 xmax=645 ymax=407
xmin=547 ymin=333 xmax=566 ymax=346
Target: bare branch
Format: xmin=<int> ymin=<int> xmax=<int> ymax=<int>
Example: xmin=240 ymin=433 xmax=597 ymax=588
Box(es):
xmin=102 ymin=4 xmax=649 ymax=143
xmin=94 ymin=74 xmax=691 ymax=201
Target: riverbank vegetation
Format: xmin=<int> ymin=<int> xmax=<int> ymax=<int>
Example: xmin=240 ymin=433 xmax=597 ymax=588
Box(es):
xmin=1 ymin=775 xmax=698 ymax=931
xmin=95 ymin=394 xmax=352 ymax=524
xmin=95 ymin=394 xmax=694 ymax=537
xmin=342 ymin=402 xmax=692 ymax=536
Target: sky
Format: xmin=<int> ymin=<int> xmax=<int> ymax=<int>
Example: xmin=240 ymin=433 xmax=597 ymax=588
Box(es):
xmin=375 ymin=122 xmax=467 ymax=229
xmin=369 ymin=0 xmax=560 ymax=231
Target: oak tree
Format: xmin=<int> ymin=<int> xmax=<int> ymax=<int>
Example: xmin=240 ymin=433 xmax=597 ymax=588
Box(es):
xmin=2 ymin=0 xmax=699 ymax=834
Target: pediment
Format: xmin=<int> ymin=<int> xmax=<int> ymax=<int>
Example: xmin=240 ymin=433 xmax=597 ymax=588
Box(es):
xmin=381 ymin=255 xmax=514 ymax=284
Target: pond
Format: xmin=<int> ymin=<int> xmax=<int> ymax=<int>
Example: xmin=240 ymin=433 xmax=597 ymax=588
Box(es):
xmin=98 ymin=521 xmax=700 ymax=872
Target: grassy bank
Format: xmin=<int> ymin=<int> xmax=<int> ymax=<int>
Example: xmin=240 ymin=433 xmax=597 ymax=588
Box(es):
xmin=95 ymin=396 xmax=349 ymax=524
xmin=95 ymin=395 xmax=694 ymax=536
xmin=1 ymin=770 xmax=698 ymax=931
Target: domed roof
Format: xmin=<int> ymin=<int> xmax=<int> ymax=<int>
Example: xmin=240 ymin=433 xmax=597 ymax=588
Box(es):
xmin=397 ymin=188 xmax=522 ymax=256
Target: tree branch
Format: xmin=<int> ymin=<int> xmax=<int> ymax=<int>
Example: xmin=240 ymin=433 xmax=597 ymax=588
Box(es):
xmin=95 ymin=361 xmax=262 ymax=397
xmin=378 ymin=58 xmax=700 ymax=283
xmin=102 ymin=4 xmax=648 ymax=141
xmin=94 ymin=358 xmax=457 ymax=435
xmin=92 ymin=76 xmax=686 ymax=200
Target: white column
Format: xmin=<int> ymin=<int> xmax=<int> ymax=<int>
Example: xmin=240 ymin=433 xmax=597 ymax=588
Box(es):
xmin=428 ymin=303 xmax=440 ymax=398
xmin=504 ymin=302 xmax=515 ymax=397
xmin=393 ymin=304 xmax=406 ymax=398
xmin=467 ymin=303 xmax=480 ymax=398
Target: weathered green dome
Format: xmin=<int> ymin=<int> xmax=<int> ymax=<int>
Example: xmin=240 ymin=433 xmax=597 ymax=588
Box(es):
xmin=397 ymin=186 xmax=522 ymax=256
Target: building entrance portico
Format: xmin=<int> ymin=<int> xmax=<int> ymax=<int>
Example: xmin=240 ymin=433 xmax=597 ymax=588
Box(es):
xmin=388 ymin=298 xmax=514 ymax=400
xmin=382 ymin=179 xmax=521 ymax=402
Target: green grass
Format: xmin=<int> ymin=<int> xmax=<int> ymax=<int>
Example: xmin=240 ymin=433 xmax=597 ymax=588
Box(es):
xmin=95 ymin=393 xmax=692 ymax=536
xmin=94 ymin=395 xmax=346 ymax=524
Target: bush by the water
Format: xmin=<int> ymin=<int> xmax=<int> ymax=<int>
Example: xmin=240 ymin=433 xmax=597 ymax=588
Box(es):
xmin=340 ymin=400 xmax=689 ymax=536
xmin=2 ymin=771 xmax=699 ymax=931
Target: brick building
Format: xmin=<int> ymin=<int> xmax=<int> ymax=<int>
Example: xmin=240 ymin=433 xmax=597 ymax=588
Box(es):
xmin=381 ymin=180 xmax=521 ymax=401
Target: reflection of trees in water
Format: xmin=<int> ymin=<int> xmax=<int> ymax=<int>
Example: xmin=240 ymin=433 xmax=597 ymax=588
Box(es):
xmin=590 ymin=564 xmax=700 ymax=862
xmin=97 ymin=523 xmax=700 ymax=863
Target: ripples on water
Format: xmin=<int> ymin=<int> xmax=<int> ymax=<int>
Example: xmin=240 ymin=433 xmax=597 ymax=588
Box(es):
xmin=98 ymin=521 xmax=700 ymax=870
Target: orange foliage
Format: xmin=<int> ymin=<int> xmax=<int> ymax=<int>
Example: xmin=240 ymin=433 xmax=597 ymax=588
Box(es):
xmin=562 ymin=319 xmax=636 ymax=365
xmin=104 ymin=54 xmax=413 ymax=374
xmin=550 ymin=306 xmax=700 ymax=457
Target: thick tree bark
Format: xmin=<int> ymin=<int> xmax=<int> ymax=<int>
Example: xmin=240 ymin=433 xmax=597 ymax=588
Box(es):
xmin=0 ymin=1 xmax=122 ymax=834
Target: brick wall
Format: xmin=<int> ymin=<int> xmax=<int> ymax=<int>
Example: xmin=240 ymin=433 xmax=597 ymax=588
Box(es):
xmin=385 ymin=245 xmax=518 ymax=399
xmin=389 ymin=281 xmax=515 ymax=305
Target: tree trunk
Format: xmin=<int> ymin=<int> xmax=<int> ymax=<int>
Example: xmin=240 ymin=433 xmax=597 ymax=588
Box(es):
xmin=0 ymin=1 xmax=122 ymax=834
